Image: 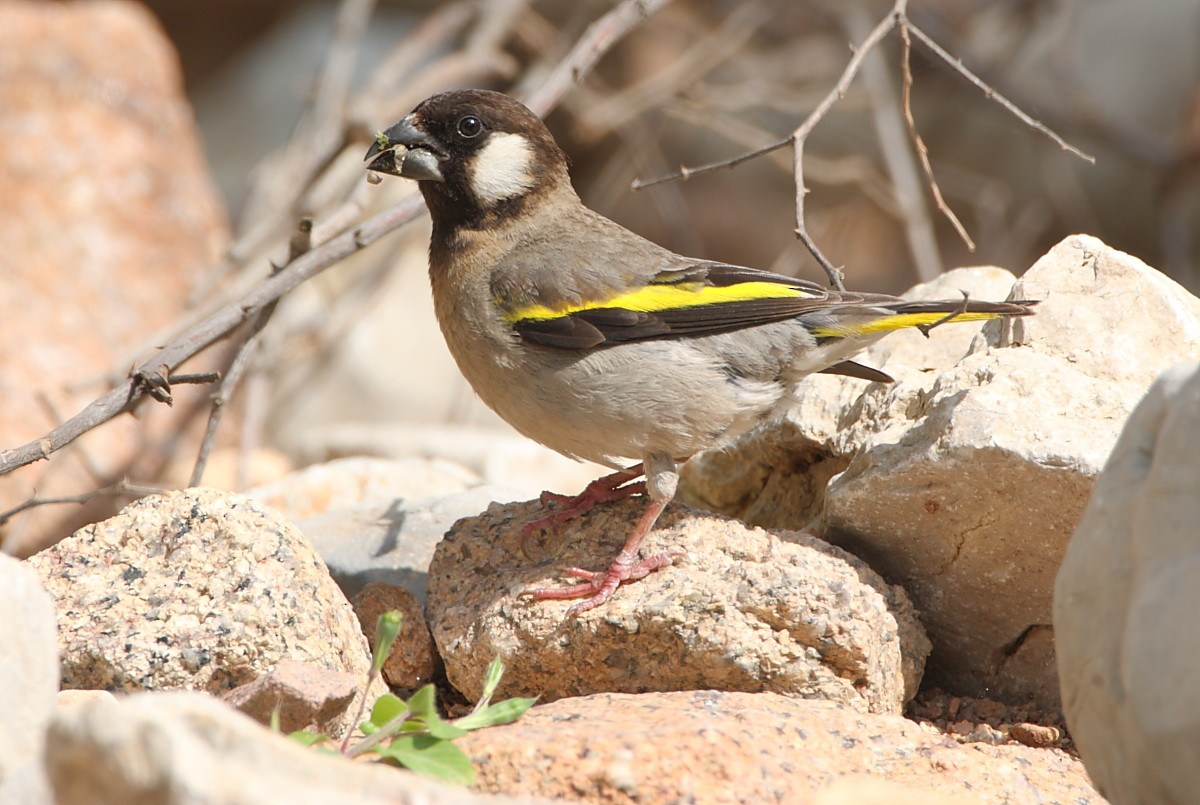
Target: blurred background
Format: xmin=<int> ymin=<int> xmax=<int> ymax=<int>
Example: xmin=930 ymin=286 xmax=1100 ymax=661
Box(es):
xmin=156 ymin=0 xmax=1200 ymax=291
xmin=3 ymin=0 xmax=1199 ymax=554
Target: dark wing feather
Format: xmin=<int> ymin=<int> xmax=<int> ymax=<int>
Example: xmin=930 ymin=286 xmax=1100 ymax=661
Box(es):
xmin=512 ymin=262 xmax=836 ymax=350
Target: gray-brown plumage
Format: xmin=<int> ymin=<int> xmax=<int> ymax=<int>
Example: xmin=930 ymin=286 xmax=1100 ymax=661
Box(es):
xmin=365 ymin=89 xmax=1034 ymax=615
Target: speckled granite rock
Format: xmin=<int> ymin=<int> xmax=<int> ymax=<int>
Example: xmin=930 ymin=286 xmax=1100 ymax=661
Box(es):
xmin=460 ymin=690 xmax=1104 ymax=804
xmin=249 ymin=457 xmax=524 ymax=601
xmin=26 ymin=487 xmax=384 ymax=734
xmin=427 ymin=498 xmax=930 ymax=715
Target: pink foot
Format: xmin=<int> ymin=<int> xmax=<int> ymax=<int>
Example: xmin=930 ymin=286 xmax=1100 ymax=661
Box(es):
xmin=523 ymin=550 xmax=684 ymax=616
xmin=524 ymin=464 xmax=646 ymax=533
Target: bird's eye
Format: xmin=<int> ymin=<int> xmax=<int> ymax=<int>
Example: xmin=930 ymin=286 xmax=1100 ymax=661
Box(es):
xmin=456 ymin=115 xmax=484 ymax=139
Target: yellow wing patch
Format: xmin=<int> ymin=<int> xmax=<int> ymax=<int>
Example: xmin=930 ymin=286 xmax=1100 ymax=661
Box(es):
xmin=501 ymin=280 xmax=812 ymax=323
xmin=809 ymin=310 xmax=1003 ymax=338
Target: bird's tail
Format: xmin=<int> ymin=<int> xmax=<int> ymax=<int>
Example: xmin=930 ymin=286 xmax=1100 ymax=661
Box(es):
xmin=810 ymin=298 xmax=1036 ymax=339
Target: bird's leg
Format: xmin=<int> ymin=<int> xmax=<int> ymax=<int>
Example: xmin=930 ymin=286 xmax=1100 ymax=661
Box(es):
xmin=525 ymin=463 xmax=646 ymax=532
xmin=523 ymin=454 xmax=682 ymax=615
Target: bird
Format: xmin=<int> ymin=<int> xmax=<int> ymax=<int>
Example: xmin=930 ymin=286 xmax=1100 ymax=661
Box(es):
xmin=364 ymin=89 xmax=1035 ymax=616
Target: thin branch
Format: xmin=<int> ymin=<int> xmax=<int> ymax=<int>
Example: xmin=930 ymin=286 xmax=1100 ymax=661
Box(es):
xmin=522 ymin=0 xmax=676 ymax=117
xmin=0 ymin=194 xmax=424 ymax=478
xmin=791 ymin=1 xmax=908 ymax=289
xmin=188 ymin=224 xmax=297 ymax=488
xmin=905 ymin=21 xmax=1096 ymax=165
xmin=0 ymin=481 xmax=164 ymax=528
xmin=899 ymin=20 xmax=974 ymax=253
xmin=631 ymin=135 xmax=791 ymax=190
xmin=188 ymin=0 xmax=378 ymax=305
xmin=843 ymin=2 xmax=941 ymax=282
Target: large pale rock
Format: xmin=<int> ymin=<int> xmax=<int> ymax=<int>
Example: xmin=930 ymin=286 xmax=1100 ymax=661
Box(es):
xmin=45 ymin=690 xmax=539 ymax=805
xmin=681 ymin=237 xmax=1200 ymax=707
xmin=25 ymin=488 xmax=384 ymax=733
xmin=460 ymin=690 xmax=1104 ymax=804
xmin=1055 ymin=362 xmax=1200 ymax=805
xmin=427 ymin=498 xmax=930 ymax=715
xmin=0 ymin=0 xmax=228 ymax=555
xmin=0 ymin=555 xmax=59 ymax=780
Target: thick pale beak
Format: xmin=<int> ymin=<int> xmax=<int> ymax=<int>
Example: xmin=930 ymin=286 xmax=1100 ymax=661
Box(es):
xmin=364 ymin=115 xmax=445 ymax=182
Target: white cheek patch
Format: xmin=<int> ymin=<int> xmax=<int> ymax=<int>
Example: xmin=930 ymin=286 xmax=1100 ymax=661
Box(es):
xmin=469 ymin=132 xmax=535 ymax=205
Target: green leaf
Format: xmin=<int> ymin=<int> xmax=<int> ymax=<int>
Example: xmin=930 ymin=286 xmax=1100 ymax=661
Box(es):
xmin=454 ymin=697 xmax=537 ymax=731
xmin=406 ymin=685 xmax=437 ymax=719
xmin=288 ymin=730 xmax=329 ymax=747
xmin=376 ymin=735 xmax=476 ymax=786
xmin=406 ymin=684 xmax=467 ymax=739
xmin=371 ymin=610 xmax=403 ymax=676
xmin=478 ymin=657 xmax=505 ymax=707
xmin=367 ymin=693 xmax=408 ymax=731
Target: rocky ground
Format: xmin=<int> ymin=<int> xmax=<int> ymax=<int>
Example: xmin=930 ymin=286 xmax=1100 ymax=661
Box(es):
xmin=3 ymin=2 xmax=1200 ymax=804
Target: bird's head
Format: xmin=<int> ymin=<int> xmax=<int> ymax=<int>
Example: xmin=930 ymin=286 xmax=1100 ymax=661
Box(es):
xmin=365 ymin=89 xmax=572 ymax=230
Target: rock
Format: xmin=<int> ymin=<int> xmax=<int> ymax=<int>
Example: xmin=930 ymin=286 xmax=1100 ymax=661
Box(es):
xmin=164 ymin=446 xmax=296 ymax=492
xmin=56 ymin=689 xmax=118 ymax=712
xmin=0 ymin=555 xmax=59 ymax=779
xmin=248 ymin=456 xmax=480 ymax=522
xmin=248 ymin=457 xmax=524 ymax=601
xmin=907 ymin=687 xmax=1068 ymax=751
xmin=1055 ymin=362 xmax=1200 ymax=805
xmin=221 ymin=659 xmax=359 ymax=735
xmin=351 ymin=582 xmax=440 ymax=690
xmin=45 ymin=690 xmax=540 ymax=805
xmin=810 ymin=778 xmax=972 ymax=805
xmin=25 ymin=488 xmax=384 ymax=734
xmin=427 ymin=498 xmax=930 ymax=715
xmin=460 ymin=690 xmax=1104 ymax=804
xmin=0 ymin=760 xmax=51 ymax=805
xmin=289 ymin=423 xmax=614 ymax=504
xmin=0 ymin=0 xmax=228 ymax=556
xmin=681 ymin=237 xmax=1200 ymax=707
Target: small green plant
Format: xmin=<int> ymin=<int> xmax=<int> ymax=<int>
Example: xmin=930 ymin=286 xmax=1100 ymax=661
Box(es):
xmin=289 ymin=610 xmax=535 ymax=785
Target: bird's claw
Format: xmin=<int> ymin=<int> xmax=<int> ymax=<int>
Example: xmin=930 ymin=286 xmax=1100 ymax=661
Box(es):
xmin=521 ymin=550 xmax=684 ymax=616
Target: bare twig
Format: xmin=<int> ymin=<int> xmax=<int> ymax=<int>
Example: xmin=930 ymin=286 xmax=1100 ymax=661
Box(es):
xmin=188 ymin=222 xmax=298 ymax=488
xmin=905 ymin=21 xmax=1096 ymax=164
xmin=631 ymin=0 xmax=1096 ymax=291
xmin=898 ymin=19 xmax=975 ymax=253
xmin=573 ymin=0 xmax=773 ymax=140
xmin=791 ymin=2 xmax=908 ymax=289
xmin=0 ymin=194 xmax=424 ymax=478
xmin=188 ymin=0 xmax=379 ymax=305
xmin=843 ymin=3 xmax=941 ymax=282
xmin=523 ymin=0 xmax=676 ymax=117
xmin=0 ymin=481 xmax=164 ymax=528
xmin=631 ymin=134 xmax=791 ymax=190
